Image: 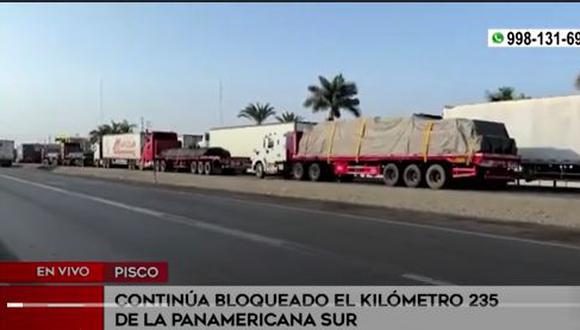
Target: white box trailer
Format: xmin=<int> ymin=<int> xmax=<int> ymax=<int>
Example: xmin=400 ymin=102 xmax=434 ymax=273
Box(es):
xmin=100 ymin=133 xmax=144 ymax=168
xmin=0 ymin=140 xmax=15 ymax=166
xmin=443 ymin=95 xmax=580 ymax=181
xmin=209 ymin=122 xmax=315 ymax=158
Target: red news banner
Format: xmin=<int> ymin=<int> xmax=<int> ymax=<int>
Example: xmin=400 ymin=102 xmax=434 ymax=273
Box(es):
xmin=0 ymin=261 xmax=168 ymax=330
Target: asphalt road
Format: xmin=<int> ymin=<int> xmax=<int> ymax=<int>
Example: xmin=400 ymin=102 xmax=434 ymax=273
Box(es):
xmin=1 ymin=166 xmax=580 ymax=285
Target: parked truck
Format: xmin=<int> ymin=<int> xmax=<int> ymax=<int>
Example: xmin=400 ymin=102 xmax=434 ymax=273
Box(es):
xmin=41 ymin=143 xmax=61 ymax=166
xmin=443 ymin=95 xmax=580 ymax=182
xmin=94 ymin=131 xmax=179 ymax=170
xmin=54 ymin=137 xmax=91 ymax=166
xmin=209 ymin=122 xmax=316 ymax=158
xmin=251 ymin=115 xmax=519 ymax=189
xmin=156 ymin=147 xmax=251 ymax=175
xmin=0 ymin=140 xmax=15 ymax=167
xmin=19 ymin=143 xmax=43 ymax=163
xmin=208 ymin=122 xmax=316 ymax=173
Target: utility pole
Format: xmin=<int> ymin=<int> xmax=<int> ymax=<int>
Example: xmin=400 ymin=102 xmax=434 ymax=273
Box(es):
xmin=219 ymin=80 xmax=223 ymax=125
xmin=140 ymin=116 xmax=145 ymax=133
xmin=99 ymin=76 xmax=104 ymax=124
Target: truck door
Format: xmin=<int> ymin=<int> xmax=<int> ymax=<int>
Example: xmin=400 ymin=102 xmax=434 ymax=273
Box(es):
xmin=264 ymin=133 xmax=286 ymax=173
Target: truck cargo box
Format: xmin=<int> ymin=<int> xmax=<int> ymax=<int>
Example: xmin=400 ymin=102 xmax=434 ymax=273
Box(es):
xmin=443 ymin=95 xmax=580 ymax=166
xmin=0 ymin=140 xmax=15 ymax=166
xmin=101 ymin=133 xmax=144 ymax=160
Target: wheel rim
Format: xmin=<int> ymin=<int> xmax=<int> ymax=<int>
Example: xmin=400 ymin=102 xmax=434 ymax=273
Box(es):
xmin=191 ymin=163 xmax=196 ymax=173
xmin=293 ymin=164 xmax=303 ymax=179
xmin=256 ymin=164 xmax=263 ymax=176
xmin=405 ymin=167 xmax=420 ymax=185
xmin=310 ymin=165 xmax=320 ymax=180
xmin=429 ymin=171 xmax=442 ymax=183
xmin=205 ymin=163 xmax=211 ymax=174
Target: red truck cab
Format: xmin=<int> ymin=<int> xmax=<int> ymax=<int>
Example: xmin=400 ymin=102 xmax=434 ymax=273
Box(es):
xmin=140 ymin=131 xmax=180 ymax=169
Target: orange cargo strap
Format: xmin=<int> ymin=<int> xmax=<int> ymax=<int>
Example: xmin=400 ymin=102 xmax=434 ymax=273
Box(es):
xmin=355 ymin=118 xmax=367 ymax=163
xmin=466 ymin=139 xmax=477 ymax=165
xmin=422 ymin=121 xmax=434 ymax=163
xmin=326 ymin=121 xmax=337 ymax=163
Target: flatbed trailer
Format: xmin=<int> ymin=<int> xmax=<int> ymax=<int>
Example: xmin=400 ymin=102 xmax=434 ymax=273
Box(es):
xmin=156 ymin=147 xmax=250 ymax=175
xmin=287 ymin=148 xmax=520 ymax=189
xmin=252 ymin=117 xmax=520 ymax=189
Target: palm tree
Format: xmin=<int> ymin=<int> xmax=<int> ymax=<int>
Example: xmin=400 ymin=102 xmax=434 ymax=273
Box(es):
xmin=486 ymin=87 xmax=529 ymax=102
xmin=575 ymin=74 xmax=580 ymax=90
xmin=89 ymin=120 xmax=136 ymax=143
xmin=303 ymin=74 xmax=361 ymax=121
xmin=276 ymin=111 xmax=304 ymax=123
xmin=237 ymin=102 xmax=276 ymax=125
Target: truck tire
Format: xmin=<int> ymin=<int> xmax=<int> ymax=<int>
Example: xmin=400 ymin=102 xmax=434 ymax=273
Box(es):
xmin=190 ymin=161 xmax=197 ymax=174
xmin=204 ymin=161 xmax=212 ymax=175
xmin=160 ymin=160 xmax=168 ymax=172
xmin=425 ymin=164 xmax=448 ymax=190
xmin=308 ymin=163 xmax=323 ymax=181
xmin=255 ymin=162 xmax=265 ymax=179
xmin=197 ymin=161 xmax=204 ymax=174
xmin=382 ymin=163 xmax=400 ymax=187
xmin=292 ymin=162 xmax=306 ymax=180
xmin=403 ymin=164 xmax=422 ymax=188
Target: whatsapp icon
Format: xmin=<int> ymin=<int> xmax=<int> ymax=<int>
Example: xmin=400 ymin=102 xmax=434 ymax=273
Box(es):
xmin=492 ymin=32 xmax=504 ymax=44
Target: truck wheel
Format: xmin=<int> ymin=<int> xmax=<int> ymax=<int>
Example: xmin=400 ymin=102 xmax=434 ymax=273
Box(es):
xmin=292 ymin=162 xmax=306 ymax=180
xmin=204 ymin=161 xmax=212 ymax=175
xmin=403 ymin=164 xmax=422 ymax=188
xmin=425 ymin=164 xmax=448 ymax=190
xmin=308 ymin=163 xmax=323 ymax=181
xmin=255 ymin=162 xmax=265 ymax=179
xmin=190 ymin=162 xmax=197 ymax=174
xmin=160 ymin=160 xmax=167 ymax=172
xmin=382 ymin=163 xmax=400 ymax=187
xmin=197 ymin=161 xmax=204 ymax=174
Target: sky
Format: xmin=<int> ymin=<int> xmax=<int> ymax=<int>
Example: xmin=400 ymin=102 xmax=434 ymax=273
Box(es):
xmin=1 ymin=3 xmax=579 ymax=143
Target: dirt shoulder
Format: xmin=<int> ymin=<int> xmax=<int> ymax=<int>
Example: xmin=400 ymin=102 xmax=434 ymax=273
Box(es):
xmin=42 ymin=165 xmax=580 ymax=229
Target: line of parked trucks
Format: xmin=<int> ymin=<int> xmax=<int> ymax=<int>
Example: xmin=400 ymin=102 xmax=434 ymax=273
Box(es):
xmin=3 ymin=95 xmax=580 ymax=189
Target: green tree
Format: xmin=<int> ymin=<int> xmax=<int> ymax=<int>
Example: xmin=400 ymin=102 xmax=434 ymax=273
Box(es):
xmin=237 ymin=102 xmax=276 ymax=125
xmin=89 ymin=120 xmax=136 ymax=144
xmin=303 ymin=74 xmax=361 ymax=121
xmin=276 ymin=111 xmax=304 ymax=123
xmin=486 ymin=87 xmax=530 ymax=102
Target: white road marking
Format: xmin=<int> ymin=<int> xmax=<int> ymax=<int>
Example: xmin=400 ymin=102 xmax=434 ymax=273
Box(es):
xmin=0 ymin=174 xmax=310 ymax=253
xmin=401 ymin=273 xmax=455 ymax=286
xmin=43 ymin=172 xmax=580 ymax=252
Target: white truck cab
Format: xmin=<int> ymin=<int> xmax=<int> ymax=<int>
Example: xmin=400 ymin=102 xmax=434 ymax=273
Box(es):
xmin=252 ymin=131 xmax=290 ymax=177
